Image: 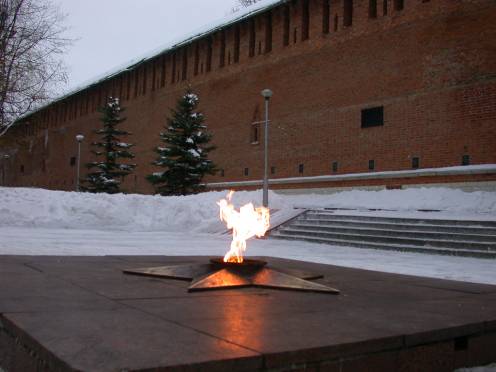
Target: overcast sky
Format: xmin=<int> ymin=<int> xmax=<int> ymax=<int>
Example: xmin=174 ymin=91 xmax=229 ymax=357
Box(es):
xmin=56 ymin=0 xmax=236 ymax=94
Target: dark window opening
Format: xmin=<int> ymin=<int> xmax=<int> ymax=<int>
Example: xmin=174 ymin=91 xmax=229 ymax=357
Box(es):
xmin=134 ymin=69 xmax=139 ymax=97
xmin=293 ymin=28 xmax=298 ymax=43
xmin=283 ymin=5 xmax=290 ymax=46
xmin=228 ymin=51 xmax=231 ymax=65
xmin=194 ymin=43 xmax=200 ymax=75
xmin=412 ymin=157 xmax=419 ymax=169
xmin=151 ymin=62 xmax=157 ymax=91
xmin=369 ymin=160 xmax=375 ymax=170
xmin=234 ymin=25 xmax=240 ymax=62
xmin=271 ymin=166 xmax=276 ymax=175
xmin=206 ymin=38 xmax=213 ymax=72
xmin=249 ymin=19 xmax=256 ymax=57
xmin=142 ymin=65 xmax=147 ymax=94
xmin=73 ymin=98 xmax=78 ymax=118
xmin=343 ymin=0 xmax=353 ymax=27
xmin=220 ymin=169 xmax=225 ymax=177
xmin=70 ymin=157 xmax=76 ymax=166
xmin=219 ymin=31 xmax=226 ymax=68
xmin=126 ymin=72 xmax=132 ymax=99
xmin=332 ymin=161 xmax=338 ymax=173
xmin=369 ymin=0 xmax=377 ymax=18
xmin=265 ymin=12 xmax=272 ymax=53
xmin=322 ymin=0 xmax=330 ymax=34
xmin=171 ymin=54 xmax=176 ymax=84
xmin=361 ymin=106 xmax=384 ymax=128
xmin=258 ymin=40 xmax=262 ymax=55
xmin=20 ymin=165 xmax=24 ymax=173
xmin=301 ymin=0 xmax=309 ymax=40
xmin=334 ymin=14 xmax=339 ymax=32
xmin=298 ymin=164 xmax=304 ymax=174
xmin=383 ymin=0 xmax=388 ymax=15
xmin=251 ymin=123 xmax=260 ymax=143
xmin=394 ymin=0 xmax=404 ymax=11
xmin=244 ymin=168 xmax=249 ymax=176
xmin=118 ymin=76 xmax=123 ymax=100
xmin=200 ymin=62 xmax=204 ymax=73
xmin=182 ymin=49 xmax=188 ymax=80
xmin=454 ymin=336 xmax=468 ymax=351
xmin=462 ymin=155 xmax=470 ymax=166
xmin=161 ymin=55 xmax=166 ymax=87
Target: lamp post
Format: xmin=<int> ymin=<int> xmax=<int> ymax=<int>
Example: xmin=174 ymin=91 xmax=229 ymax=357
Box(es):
xmin=261 ymin=89 xmax=273 ymax=208
xmin=2 ymin=154 xmax=9 ymax=186
xmin=75 ymin=134 xmax=84 ymax=191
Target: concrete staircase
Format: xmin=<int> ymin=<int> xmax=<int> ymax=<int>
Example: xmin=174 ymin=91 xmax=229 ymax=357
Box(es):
xmin=270 ymin=210 xmax=496 ymax=258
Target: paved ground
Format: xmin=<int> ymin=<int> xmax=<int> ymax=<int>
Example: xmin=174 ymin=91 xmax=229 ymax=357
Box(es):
xmin=1 ymin=255 xmax=496 ymax=371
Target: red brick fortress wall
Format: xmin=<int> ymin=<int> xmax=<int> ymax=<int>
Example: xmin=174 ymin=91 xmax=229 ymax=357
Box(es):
xmin=1 ymin=0 xmax=495 ymax=193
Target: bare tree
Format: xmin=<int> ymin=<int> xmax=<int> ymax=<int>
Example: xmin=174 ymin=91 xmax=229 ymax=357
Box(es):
xmin=231 ymin=0 xmax=263 ymax=13
xmin=0 ymin=0 xmax=70 ymax=136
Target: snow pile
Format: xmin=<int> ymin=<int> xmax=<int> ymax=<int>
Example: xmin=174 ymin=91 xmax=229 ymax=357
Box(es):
xmin=286 ymin=187 xmax=496 ymax=215
xmin=0 ymin=187 xmax=287 ymax=233
xmin=0 ymin=187 xmax=495 ymax=232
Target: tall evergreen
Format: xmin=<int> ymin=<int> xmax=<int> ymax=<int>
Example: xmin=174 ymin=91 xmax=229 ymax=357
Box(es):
xmin=147 ymin=90 xmax=216 ymax=195
xmin=83 ymin=97 xmax=135 ymax=194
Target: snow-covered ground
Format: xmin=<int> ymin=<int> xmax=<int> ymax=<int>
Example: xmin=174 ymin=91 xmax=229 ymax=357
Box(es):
xmin=1 ymin=186 xmax=496 ymax=285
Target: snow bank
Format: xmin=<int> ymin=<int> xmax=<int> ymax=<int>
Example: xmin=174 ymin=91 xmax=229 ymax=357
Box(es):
xmin=0 ymin=188 xmax=287 ymax=233
xmin=0 ymin=187 xmax=495 ymax=232
xmin=286 ymin=187 xmax=496 ymax=215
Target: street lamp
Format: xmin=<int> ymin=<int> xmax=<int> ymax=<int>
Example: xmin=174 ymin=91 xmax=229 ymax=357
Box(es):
xmin=261 ymin=88 xmax=273 ymax=208
xmin=75 ymin=134 xmax=84 ymax=191
xmin=2 ymin=154 xmax=10 ymax=186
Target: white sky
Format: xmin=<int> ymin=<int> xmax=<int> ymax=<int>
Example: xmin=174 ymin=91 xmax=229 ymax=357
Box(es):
xmin=56 ymin=0 xmax=236 ymax=94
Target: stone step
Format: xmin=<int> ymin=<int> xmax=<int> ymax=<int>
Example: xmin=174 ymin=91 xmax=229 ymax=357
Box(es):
xmin=302 ymin=212 xmax=496 ymax=228
xmin=274 ymin=228 xmax=496 ymax=251
xmin=287 ymin=223 xmax=496 ymax=243
xmin=270 ymin=233 xmax=496 ymax=259
xmin=296 ymin=218 xmax=496 ymax=236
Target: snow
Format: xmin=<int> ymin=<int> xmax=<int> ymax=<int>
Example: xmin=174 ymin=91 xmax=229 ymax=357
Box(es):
xmin=285 ymin=188 xmax=496 ymax=218
xmin=0 ymin=186 xmax=495 ymax=285
xmin=1 ymin=186 xmax=495 ymax=232
xmin=0 ymin=187 xmax=286 ymax=232
xmin=455 ymin=364 xmax=496 ymax=372
xmin=116 ymin=142 xmax=132 ymax=148
xmin=184 ymin=93 xmax=199 ymax=105
xmin=188 ymin=149 xmax=201 ymax=157
xmin=1 ymin=227 xmax=496 ymax=285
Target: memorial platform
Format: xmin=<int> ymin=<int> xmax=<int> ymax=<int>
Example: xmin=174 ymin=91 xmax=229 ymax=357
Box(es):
xmin=1 ymin=255 xmax=495 ymax=371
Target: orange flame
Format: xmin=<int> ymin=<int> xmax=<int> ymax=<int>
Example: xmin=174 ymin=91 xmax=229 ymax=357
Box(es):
xmin=218 ymin=191 xmax=270 ymax=263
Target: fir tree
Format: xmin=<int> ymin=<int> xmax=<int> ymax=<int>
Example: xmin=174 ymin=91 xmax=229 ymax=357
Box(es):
xmin=147 ymin=90 xmax=216 ymax=195
xmin=83 ymin=97 xmax=135 ymax=194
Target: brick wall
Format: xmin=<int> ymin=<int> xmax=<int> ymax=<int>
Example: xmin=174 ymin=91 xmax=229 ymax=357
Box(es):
xmin=1 ymin=0 xmax=495 ymax=193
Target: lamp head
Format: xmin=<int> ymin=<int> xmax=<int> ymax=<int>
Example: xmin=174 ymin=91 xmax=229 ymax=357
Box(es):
xmin=261 ymin=89 xmax=273 ymax=99
xmin=76 ymin=134 xmax=84 ymax=142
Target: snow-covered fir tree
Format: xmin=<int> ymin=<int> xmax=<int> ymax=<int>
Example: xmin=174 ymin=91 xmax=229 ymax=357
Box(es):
xmin=83 ymin=97 xmax=135 ymax=194
xmin=147 ymin=90 xmax=216 ymax=195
